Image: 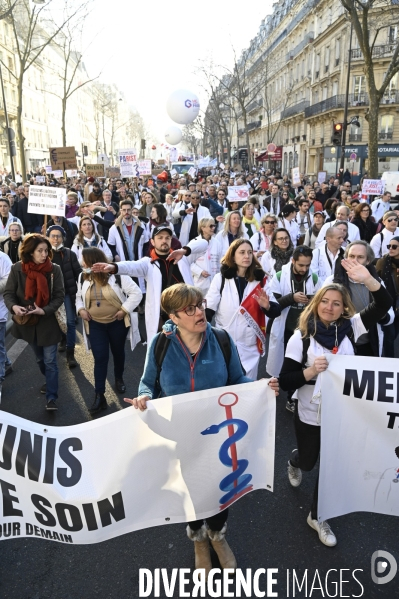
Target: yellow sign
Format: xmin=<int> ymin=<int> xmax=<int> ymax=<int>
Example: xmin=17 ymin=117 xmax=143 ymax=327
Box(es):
xmin=86 ymin=164 xmax=105 ymax=178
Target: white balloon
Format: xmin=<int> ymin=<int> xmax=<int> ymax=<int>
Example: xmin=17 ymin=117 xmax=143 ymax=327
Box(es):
xmin=166 ymin=89 xmax=200 ymax=125
xmin=165 ymin=125 xmax=182 ymax=145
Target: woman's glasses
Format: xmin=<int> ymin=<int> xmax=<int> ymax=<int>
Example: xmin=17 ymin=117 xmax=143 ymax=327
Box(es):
xmin=387 ymin=244 xmax=399 ymax=249
xmin=387 ymin=218 xmax=398 ymax=223
xmin=176 ymin=299 xmax=207 ymax=316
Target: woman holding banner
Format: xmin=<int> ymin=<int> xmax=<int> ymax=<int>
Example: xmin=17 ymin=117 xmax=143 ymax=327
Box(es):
xmin=205 ymin=239 xmax=281 ymax=379
xmin=279 ymin=260 xmax=392 ymax=547
xmin=124 ymin=282 xmax=279 ymax=579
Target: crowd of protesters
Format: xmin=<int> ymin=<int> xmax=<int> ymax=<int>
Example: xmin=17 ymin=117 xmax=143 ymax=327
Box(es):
xmin=0 ymin=161 xmax=396 ymax=574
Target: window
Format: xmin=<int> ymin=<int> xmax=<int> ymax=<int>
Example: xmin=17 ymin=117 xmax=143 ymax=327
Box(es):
xmin=353 ymin=76 xmax=366 ymax=102
xmin=335 ymin=39 xmax=340 ymax=66
xmin=383 ymin=72 xmax=398 ymax=102
xmin=389 ymin=26 xmax=398 ymax=43
xmin=322 ymin=86 xmax=328 ymax=100
xmin=349 ymin=119 xmax=362 ymax=141
xmin=332 ymin=80 xmax=338 ymax=96
xmin=324 ymin=47 xmax=330 ymax=72
xmin=381 ymin=115 xmax=394 ymax=133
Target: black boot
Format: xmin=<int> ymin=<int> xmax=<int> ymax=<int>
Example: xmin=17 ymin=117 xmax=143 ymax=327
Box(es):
xmin=58 ymin=338 xmax=66 ymax=353
xmin=89 ymin=393 xmax=107 ymax=413
xmin=115 ymin=378 xmax=126 ymax=393
xmin=66 ymin=348 xmax=77 ymax=369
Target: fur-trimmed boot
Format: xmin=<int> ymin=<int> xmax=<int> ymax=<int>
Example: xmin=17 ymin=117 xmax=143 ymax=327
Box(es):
xmin=187 ymin=524 xmax=212 ymax=578
xmin=207 ymin=523 xmax=237 ymax=570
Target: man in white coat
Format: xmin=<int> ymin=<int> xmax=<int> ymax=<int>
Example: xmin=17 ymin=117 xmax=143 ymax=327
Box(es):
xmin=173 ymin=193 xmax=211 ymax=247
xmin=370 ymin=210 xmax=399 ymax=259
xmin=315 ymin=205 xmax=360 ymax=248
xmin=370 ymin=191 xmax=391 ymax=222
xmin=92 ymin=225 xmax=206 ymax=344
xmin=267 ymin=246 xmax=321 ymax=412
xmin=310 ymin=227 xmax=345 ymax=284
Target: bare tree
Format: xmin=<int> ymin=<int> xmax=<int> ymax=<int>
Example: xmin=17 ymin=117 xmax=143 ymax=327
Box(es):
xmin=340 ymin=0 xmax=399 ymax=177
xmin=5 ymin=0 xmax=83 ymax=178
xmin=44 ymin=2 xmax=101 ymax=146
xmin=260 ymin=56 xmax=294 ymax=145
xmin=182 ymin=122 xmax=201 ymax=156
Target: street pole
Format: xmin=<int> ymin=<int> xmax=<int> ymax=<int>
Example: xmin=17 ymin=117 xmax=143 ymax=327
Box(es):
xmin=0 ymin=62 xmax=16 ymax=181
xmin=339 ymin=21 xmax=353 ymax=182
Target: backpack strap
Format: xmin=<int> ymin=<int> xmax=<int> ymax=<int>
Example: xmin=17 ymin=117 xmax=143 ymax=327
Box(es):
xmin=220 ymin=275 xmax=226 ymax=295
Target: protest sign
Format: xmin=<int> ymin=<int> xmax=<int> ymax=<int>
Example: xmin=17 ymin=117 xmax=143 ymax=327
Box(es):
xmin=44 ymin=166 xmax=52 ymax=174
xmin=318 ymin=355 xmax=399 ymax=522
xmin=170 ymin=168 xmax=177 ymax=177
xmin=49 ymin=147 xmax=77 ymax=170
xmin=317 ymin=171 xmax=327 ymax=184
xmin=188 ymin=166 xmax=196 ymax=178
xmin=27 ymin=186 xmax=66 ymax=217
xmin=219 ymin=163 xmax=225 ymax=170
xmin=35 ymin=176 xmax=45 ymax=183
xmin=51 ymin=170 xmax=63 ymax=178
xmin=362 ymin=179 xmax=385 ymax=195
xmin=86 ymin=164 xmax=105 ymax=178
xmin=106 ymin=167 xmax=121 ymax=178
xmin=65 ymin=169 xmax=78 ymax=178
xmin=291 ymin=167 xmax=301 ymax=185
xmin=118 ymin=148 xmax=137 ymax=177
xmin=136 ymin=160 xmax=152 ymax=177
xmin=0 ymin=381 xmax=275 ymax=544
xmin=227 ymin=186 xmax=249 ymax=202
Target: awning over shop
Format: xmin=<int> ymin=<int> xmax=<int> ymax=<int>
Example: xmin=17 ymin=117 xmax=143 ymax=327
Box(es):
xmin=256 ymin=146 xmax=283 ymax=161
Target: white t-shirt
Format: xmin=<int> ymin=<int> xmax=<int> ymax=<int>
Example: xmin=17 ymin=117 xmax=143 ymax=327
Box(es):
xmin=285 ymin=314 xmax=366 ymax=426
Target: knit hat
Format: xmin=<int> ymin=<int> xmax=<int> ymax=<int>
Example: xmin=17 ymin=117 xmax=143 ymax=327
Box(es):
xmin=46 ymin=224 xmax=66 ymax=237
xmin=87 ymin=177 xmax=95 ymax=183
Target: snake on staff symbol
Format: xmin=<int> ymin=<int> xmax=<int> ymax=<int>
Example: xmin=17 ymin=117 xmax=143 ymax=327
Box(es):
xmin=201 ymin=392 xmax=253 ymax=509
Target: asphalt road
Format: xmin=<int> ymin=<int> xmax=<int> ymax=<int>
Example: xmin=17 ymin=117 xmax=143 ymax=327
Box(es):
xmin=0 ymin=322 xmax=397 ymax=599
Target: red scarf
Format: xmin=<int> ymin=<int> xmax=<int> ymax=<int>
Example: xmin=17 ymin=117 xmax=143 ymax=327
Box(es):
xmin=22 ymin=257 xmax=53 ymax=307
xmin=239 ymin=277 xmax=267 ymax=355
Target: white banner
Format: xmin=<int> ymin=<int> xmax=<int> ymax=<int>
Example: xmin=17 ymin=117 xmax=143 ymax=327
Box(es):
xmin=0 ymin=381 xmax=275 ymax=544
xmin=51 ymin=170 xmax=63 ymax=178
xmin=292 ymin=167 xmax=300 ymax=185
xmin=362 ymin=179 xmax=385 ymax=195
xmin=319 ymin=355 xmax=399 ymax=522
xmin=27 ymin=186 xmax=66 ymax=216
xmin=227 ymin=186 xmax=249 ymax=202
xmin=317 ymin=171 xmax=327 ymax=185
xmin=118 ymin=148 xmax=137 ymax=177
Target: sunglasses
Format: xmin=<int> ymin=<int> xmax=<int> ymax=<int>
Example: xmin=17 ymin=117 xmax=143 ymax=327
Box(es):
xmin=387 ymin=244 xmax=399 ymax=249
xmin=264 ymin=221 xmax=276 ymax=225
xmin=387 ymin=218 xmax=398 ymax=223
xmin=209 ymin=224 xmax=216 ymax=229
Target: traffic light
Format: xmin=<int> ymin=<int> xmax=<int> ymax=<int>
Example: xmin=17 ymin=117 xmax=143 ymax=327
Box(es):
xmin=331 ymin=123 xmax=343 ymax=146
xmin=141 ymin=138 xmax=146 ymax=150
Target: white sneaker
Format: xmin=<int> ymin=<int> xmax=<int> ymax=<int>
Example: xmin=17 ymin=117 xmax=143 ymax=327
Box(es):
xmin=287 ymin=460 xmax=302 ymax=487
xmin=307 ymin=513 xmax=337 ymax=547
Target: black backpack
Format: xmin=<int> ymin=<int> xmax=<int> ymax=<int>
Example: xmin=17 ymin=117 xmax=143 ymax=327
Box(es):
xmin=153 ymin=326 xmax=234 ymax=397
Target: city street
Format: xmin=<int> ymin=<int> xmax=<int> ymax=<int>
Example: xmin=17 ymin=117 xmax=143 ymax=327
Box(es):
xmin=0 ymin=326 xmax=396 ymax=599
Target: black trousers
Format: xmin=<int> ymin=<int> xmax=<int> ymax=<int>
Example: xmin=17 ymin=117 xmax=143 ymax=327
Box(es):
xmin=290 ymin=404 xmax=320 ymax=519
xmin=188 ymin=508 xmax=229 ymax=532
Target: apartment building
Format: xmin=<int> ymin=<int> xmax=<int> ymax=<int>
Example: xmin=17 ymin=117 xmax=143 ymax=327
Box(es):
xmin=207 ymin=0 xmax=399 ymax=183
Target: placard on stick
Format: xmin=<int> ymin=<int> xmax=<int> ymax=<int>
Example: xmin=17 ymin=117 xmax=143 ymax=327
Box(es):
xmin=86 ymin=164 xmax=105 ymax=178
xmin=49 ymin=146 xmax=77 ymax=170
xmin=28 ymin=186 xmax=66 ymax=217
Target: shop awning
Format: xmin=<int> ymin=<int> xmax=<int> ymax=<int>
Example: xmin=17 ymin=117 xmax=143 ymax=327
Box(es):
xmin=256 ymin=146 xmax=283 ymax=161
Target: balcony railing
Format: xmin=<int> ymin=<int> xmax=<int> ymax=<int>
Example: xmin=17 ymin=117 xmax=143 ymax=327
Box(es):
xmin=247 ymin=120 xmax=262 ymax=131
xmin=281 ymin=99 xmax=310 ymax=120
xmin=379 ymin=131 xmax=393 ymax=140
xmin=305 ymin=91 xmax=399 ymax=118
xmin=286 ymin=32 xmax=314 ymax=62
xmin=349 ymin=134 xmax=363 ymax=141
xmin=246 ymin=98 xmax=263 ymax=113
xmin=349 ymin=43 xmax=396 ymax=61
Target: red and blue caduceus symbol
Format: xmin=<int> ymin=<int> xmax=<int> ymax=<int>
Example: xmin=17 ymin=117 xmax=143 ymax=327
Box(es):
xmin=201 ymin=392 xmax=253 ymax=510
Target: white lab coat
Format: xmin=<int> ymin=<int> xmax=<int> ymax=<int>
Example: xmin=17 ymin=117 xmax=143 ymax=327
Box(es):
xmin=266 ymin=262 xmax=321 ymax=377
xmin=187 ymin=235 xmax=219 ymax=291
xmin=75 ymin=274 xmax=142 ymax=351
xmin=315 ymin=220 xmax=360 ymax=248
xmin=310 ymin=241 xmax=344 ymax=284
xmin=370 ymin=227 xmax=399 ymax=259
xmin=71 ymin=236 xmax=113 ymax=265
xmin=206 ymin=272 xmax=276 ymax=379
xmin=178 ymin=204 xmax=211 ymax=247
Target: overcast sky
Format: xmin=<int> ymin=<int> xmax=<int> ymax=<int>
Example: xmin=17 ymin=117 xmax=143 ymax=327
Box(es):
xmin=81 ymin=0 xmax=275 ymax=144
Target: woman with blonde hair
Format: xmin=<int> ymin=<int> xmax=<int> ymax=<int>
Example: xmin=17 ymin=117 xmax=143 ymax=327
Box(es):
xmin=214 ymin=210 xmax=248 ymax=262
xmin=242 ymin=202 xmax=260 ymax=237
xmin=206 ymin=238 xmax=281 ymax=378
xmin=71 ymin=216 xmax=112 ymax=264
xmin=279 ymin=261 xmax=391 ymax=547
xmin=76 ymin=247 xmax=142 ymax=410
xmin=188 ymin=217 xmax=218 ymax=291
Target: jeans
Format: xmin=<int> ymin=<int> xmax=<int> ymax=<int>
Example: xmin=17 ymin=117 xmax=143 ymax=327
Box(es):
xmin=31 ymin=340 xmax=59 ymax=401
xmin=64 ymin=294 xmax=76 ymax=349
xmin=383 ymin=315 xmax=399 ymax=358
xmin=0 ymin=320 xmax=8 ymax=382
xmin=88 ymin=319 xmax=128 ymax=393
xmin=290 ymin=404 xmax=320 ymax=519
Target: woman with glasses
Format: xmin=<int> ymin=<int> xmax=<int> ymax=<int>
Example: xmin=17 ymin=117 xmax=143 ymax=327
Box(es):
xmin=351 ymin=203 xmax=378 ymax=242
xmin=125 ymin=282 xmax=279 ymax=578
xmin=260 ymin=227 xmax=294 ymax=278
xmin=370 ymin=211 xmax=399 ymax=259
xmin=376 ymin=235 xmax=399 ymax=357
xmin=0 ymin=222 xmax=24 ymax=263
xmin=206 ymin=238 xmax=281 ymax=379
xmin=303 ymin=211 xmax=325 ymax=249
xmin=242 ymin=202 xmax=260 ymax=237
xmin=249 ymin=214 xmax=277 ymax=257
xmin=76 ymin=247 xmax=142 ymax=410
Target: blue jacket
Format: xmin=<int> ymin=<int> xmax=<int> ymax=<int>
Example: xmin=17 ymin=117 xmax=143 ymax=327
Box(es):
xmin=139 ymin=321 xmax=252 ymax=398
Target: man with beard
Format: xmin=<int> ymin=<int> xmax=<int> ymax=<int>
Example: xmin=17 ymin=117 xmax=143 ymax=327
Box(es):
xmin=92 ymin=225 xmax=206 ymax=343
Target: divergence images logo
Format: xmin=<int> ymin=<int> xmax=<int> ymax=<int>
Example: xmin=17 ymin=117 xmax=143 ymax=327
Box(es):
xmin=371 ymin=551 xmax=397 ymax=585
xmin=201 ymin=392 xmax=253 ymax=510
